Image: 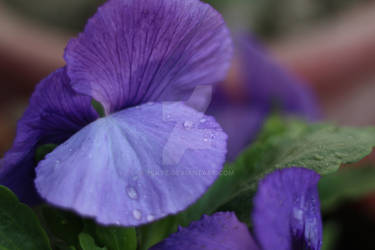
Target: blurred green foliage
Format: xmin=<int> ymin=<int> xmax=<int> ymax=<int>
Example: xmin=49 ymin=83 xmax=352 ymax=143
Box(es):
xmin=3 ymin=0 xmax=372 ymax=38
xmin=2 ymin=0 xmax=105 ymax=31
xmin=2 ymin=0 xmax=372 ymax=37
xmin=319 ymin=165 xmax=375 ymax=211
xmin=322 ymin=221 xmax=340 ymax=250
xmin=205 ymin=0 xmax=372 ymax=39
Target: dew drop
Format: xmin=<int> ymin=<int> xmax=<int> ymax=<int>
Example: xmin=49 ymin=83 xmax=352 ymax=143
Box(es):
xmin=55 ymin=160 xmax=61 ymax=168
xmin=200 ymin=118 xmax=207 ymax=123
xmin=183 ymin=121 xmax=194 ymax=129
xmin=147 ymin=214 xmax=155 ymax=222
xmin=293 ymin=208 xmax=303 ymax=220
xmin=132 ymin=209 xmax=142 ymax=220
xmin=203 ymin=133 xmax=211 ymax=142
xmin=126 ymin=186 xmax=138 ymax=200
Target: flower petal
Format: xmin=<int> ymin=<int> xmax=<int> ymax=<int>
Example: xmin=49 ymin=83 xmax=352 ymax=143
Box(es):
xmin=64 ymin=0 xmax=232 ymax=114
xmin=208 ymin=101 xmax=266 ymax=161
xmin=239 ymin=36 xmax=320 ymax=120
xmin=206 ymin=35 xmax=319 ymax=161
xmin=252 ymin=167 xmax=322 ymax=250
xmin=151 ymin=212 xmax=259 ymax=250
xmin=35 ymin=102 xmax=227 ymax=226
xmin=0 ymin=67 xmax=98 ymax=204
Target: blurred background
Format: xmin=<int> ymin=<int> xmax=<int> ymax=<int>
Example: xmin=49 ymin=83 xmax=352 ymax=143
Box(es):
xmin=1 ymin=0 xmax=375 ymax=249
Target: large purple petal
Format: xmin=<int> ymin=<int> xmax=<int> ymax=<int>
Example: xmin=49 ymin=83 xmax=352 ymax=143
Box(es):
xmin=0 ymin=67 xmax=98 ymax=204
xmin=151 ymin=212 xmax=259 ymax=250
xmin=65 ymin=0 xmax=232 ymax=114
xmin=35 ymin=102 xmax=227 ymax=226
xmin=239 ymin=37 xmax=320 ymax=120
xmin=252 ymin=167 xmax=322 ymax=250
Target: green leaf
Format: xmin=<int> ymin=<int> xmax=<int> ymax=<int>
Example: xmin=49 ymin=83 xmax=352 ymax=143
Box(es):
xmin=233 ymin=117 xmax=375 ymax=176
xmin=137 ymin=217 xmax=181 ymax=250
xmin=216 ymin=189 xmax=256 ymax=226
xmin=79 ymin=233 xmax=106 ymax=250
xmin=80 ymin=220 xmax=136 ymax=250
xmin=322 ymin=221 xmax=340 ymax=250
xmin=138 ymin=116 xmax=375 ymax=247
xmin=38 ymin=205 xmax=83 ymax=248
xmin=95 ymin=226 xmax=136 ymax=250
xmin=139 ymin=116 xmax=375 ymax=248
xmin=91 ymin=99 xmax=106 ymax=117
xmin=0 ymin=186 xmax=51 ymax=250
xmin=183 ymin=116 xmax=375 ymax=222
xmin=212 ymin=117 xmax=375 ymax=219
xmin=319 ymin=165 xmax=375 ymax=211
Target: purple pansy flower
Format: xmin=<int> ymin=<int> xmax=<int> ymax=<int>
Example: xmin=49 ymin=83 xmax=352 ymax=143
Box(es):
xmin=152 ymin=167 xmax=323 ymax=250
xmin=208 ymin=37 xmax=320 ymax=161
xmin=0 ymin=0 xmax=232 ymax=226
xmin=238 ymin=36 xmax=320 ymax=119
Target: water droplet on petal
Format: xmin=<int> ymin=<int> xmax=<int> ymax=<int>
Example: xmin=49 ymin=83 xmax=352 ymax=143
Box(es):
xmin=147 ymin=214 xmax=155 ymax=222
xmin=55 ymin=160 xmax=60 ymax=164
xmin=126 ymin=186 xmax=138 ymax=200
xmin=183 ymin=121 xmax=194 ymax=129
xmin=203 ymin=133 xmax=211 ymax=142
xmin=133 ymin=209 xmax=142 ymax=220
xmin=200 ymin=118 xmax=207 ymax=123
xmin=293 ymin=208 xmax=304 ymax=220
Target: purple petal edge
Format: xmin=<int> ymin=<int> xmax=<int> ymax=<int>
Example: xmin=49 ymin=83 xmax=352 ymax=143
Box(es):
xmin=151 ymin=212 xmax=259 ymax=250
xmin=65 ymin=0 xmax=232 ymax=114
xmin=0 ymin=68 xmax=97 ymax=204
xmin=253 ymin=167 xmax=322 ymax=250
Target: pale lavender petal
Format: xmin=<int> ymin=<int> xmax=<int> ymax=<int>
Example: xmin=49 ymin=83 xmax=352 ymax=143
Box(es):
xmin=35 ymin=102 xmax=227 ymax=226
xmin=253 ymin=167 xmax=322 ymax=250
xmin=64 ymin=0 xmax=232 ymax=114
xmin=0 ymin=67 xmax=97 ymax=204
xmin=151 ymin=212 xmax=259 ymax=250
